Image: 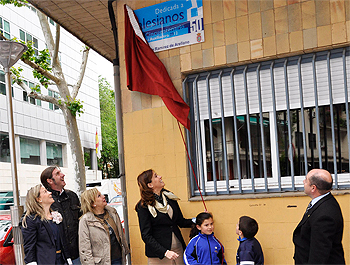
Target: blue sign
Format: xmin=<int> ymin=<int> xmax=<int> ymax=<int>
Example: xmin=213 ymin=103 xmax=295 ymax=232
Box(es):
xmin=134 ymin=0 xmax=204 ymax=52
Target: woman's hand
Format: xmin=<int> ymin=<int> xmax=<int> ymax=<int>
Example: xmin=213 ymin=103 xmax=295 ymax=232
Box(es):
xmin=165 ymin=250 xmax=179 ymax=260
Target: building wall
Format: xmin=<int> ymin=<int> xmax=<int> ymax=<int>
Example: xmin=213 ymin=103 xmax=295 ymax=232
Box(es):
xmin=0 ymin=4 xmax=102 ymax=195
xmin=116 ymin=0 xmax=350 ymax=264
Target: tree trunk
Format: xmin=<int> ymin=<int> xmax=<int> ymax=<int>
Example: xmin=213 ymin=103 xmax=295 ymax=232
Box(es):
xmin=61 ymin=106 xmax=86 ymax=196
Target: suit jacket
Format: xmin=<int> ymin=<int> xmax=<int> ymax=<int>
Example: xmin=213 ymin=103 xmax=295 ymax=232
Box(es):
xmin=136 ymin=196 xmax=193 ymax=259
xmin=293 ymin=193 xmax=345 ymax=265
xmin=21 ymin=214 xmax=71 ymax=265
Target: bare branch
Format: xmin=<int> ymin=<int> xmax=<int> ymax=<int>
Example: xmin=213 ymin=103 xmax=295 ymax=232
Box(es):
xmin=11 ymin=72 xmax=62 ymax=108
xmin=21 ymin=57 xmax=60 ymax=84
xmin=71 ymin=46 xmax=90 ymax=99
xmin=52 ymin=24 xmax=60 ymax=67
xmin=0 ymin=31 xmax=9 ymax=40
xmin=13 ymin=75 xmax=32 ymax=94
xmin=29 ymin=91 xmax=62 ymax=107
xmin=37 ymin=11 xmax=55 ymax=59
xmin=36 ymin=10 xmax=69 ymax=97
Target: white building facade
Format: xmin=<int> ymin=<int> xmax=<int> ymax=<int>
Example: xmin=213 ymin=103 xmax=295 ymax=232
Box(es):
xmin=0 ymin=4 xmax=102 ymax=199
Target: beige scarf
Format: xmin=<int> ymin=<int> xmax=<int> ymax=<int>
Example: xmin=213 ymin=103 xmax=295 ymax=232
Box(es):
xmin=147 ymin=191 xmax=179 ymax=218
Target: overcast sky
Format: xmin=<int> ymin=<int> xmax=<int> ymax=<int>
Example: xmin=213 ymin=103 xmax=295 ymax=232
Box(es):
xmin=93 ymin=50 xmax=114 ymax=86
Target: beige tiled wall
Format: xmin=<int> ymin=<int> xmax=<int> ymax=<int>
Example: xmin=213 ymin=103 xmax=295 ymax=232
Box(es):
xmin=119 ymin=0 xmax=350 ymax=114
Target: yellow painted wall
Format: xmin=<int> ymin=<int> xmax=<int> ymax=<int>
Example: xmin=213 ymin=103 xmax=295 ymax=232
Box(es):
xmin=117 ymin=0 xmax=350 ymax=264
xmin=123 ymin=107 xmax=350 ymax=264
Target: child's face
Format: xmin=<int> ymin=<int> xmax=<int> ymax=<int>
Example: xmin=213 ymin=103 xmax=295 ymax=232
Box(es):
xmin=236 ymin=222 xmax=241 ymax=236
xmin=197 ymin=217 xmax=214 ymax=235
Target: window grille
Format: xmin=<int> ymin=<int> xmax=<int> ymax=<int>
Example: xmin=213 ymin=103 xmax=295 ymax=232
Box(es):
xmin=183 ymin=48 xmax=350 ymax=196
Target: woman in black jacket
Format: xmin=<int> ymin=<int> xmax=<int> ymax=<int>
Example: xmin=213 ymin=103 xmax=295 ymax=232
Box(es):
xmin=135 ymin=169 xmax=193 ymax=265
xmin=21 ymin=184 xmax=72 ymax=265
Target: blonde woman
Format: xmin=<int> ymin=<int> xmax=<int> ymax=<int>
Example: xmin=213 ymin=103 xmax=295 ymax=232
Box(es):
xmin=79 ymin=188 xmax=129 ymax=265
xmin=21 ymin=184 xmax=72 ymax=265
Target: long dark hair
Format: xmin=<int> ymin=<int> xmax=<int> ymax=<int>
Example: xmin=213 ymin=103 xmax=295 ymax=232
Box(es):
xmin=189 ymin=212 xmax=213 ymax=239
xmin=135 ymin=169 xmax=156 ymax=211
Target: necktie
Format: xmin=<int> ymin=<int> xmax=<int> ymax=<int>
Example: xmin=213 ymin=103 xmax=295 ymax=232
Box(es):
xmin=305 ymin=201 xmax=312 ymax=213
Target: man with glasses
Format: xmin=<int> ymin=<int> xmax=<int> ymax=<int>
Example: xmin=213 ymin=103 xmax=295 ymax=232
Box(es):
xmin=41 ymin=166 xmax=82 ymax=264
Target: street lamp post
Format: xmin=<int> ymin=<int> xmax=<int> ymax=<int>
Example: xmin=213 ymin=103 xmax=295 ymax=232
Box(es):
xmin=0 ymin=40 xmax=27 ymax=265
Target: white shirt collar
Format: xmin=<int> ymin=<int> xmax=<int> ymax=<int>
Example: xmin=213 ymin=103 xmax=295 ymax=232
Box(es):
xmin=311 ymin=191 xmax=330 ymax=207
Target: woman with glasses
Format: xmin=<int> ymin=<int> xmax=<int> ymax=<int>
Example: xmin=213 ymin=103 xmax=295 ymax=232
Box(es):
xmin=79 ymin=188 xmax=129 ymax=265
xmin=135 ymin=169 xmax=194 ymax=265
xmin=21 ymin=184 xmax=72 ymax=265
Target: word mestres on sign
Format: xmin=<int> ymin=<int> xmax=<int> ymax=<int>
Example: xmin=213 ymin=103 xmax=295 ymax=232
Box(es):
xmin=134 ymin=0 xmax=204 ymax=52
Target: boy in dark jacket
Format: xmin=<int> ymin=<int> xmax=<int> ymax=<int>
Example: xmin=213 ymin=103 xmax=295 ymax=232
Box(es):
xmin=236 ymin=216 xmax=264 ymax=265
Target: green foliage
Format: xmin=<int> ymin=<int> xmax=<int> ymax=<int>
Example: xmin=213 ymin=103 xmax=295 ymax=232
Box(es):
xmin=8 ymin=36 xmax=52 ymax=89
xmin=98 ymin=76 xmax=119 ymax=178
xmin=84 ymin=151 xmax=91 ymax=169
xmin=65 ymin=97 xmax=84 ymax=117
xmin=0 ymin=0 xmax=27 ymax=7
xmin=11 ymin=67 xmax=24 ymax=84
xmin=32 ymin=49 xmax=52 ymax=88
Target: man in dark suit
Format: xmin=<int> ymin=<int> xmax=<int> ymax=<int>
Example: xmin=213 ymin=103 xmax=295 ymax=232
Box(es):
xmin=293 ymin=169 xmax=345 ymax=264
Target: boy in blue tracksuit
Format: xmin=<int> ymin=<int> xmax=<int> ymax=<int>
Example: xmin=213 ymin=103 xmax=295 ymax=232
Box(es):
xmin=236 ymin=216 xmax=264 ymax=265
xmin=184 ymin=212 xmax=226 ymax=265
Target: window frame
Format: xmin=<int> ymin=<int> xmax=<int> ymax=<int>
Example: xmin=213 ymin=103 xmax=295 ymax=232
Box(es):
xmin=46 ymin=142 xmax=63 ymax=167
xmin=0 ymin=17 xmax=11 ymax=39
xmin=183 ymin=47 xmax=350 ymax=197
xmin=20 ymin=137 xmax=40 ymax=165
xmin=19 ymin=29 xmax=38 ymax=56
xmin=22 ymin=80 xmax=41 ymax=106
xmin=48 ymin=89 xmax=60 ymax=110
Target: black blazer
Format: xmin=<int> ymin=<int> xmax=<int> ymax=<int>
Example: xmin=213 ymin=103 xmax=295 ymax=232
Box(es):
xmin=136 ymin=196 xmax=193 ymax=259
xmin=293 ymin=193 xmax=345 ymax=264
xmin=21 ymin=214 xmax=71 ymax=265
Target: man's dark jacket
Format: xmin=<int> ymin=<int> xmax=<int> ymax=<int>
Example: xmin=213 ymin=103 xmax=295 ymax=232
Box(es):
xmin=49 ymin=188 xmax=82 ymax=260
xmin=293 ymin=193 xmax=345 ymax=264
xmin=136 ymin=196 xmax=193 ymax=259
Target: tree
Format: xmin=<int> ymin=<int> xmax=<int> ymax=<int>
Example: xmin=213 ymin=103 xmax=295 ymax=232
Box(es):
xmin=0 ymin=0 xmax=89 ymax=195
xmin=98 ymin=76 xmax=119 ymax=178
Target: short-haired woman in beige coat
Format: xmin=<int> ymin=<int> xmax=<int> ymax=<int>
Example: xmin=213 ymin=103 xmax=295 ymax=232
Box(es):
xmin=79 ymin=188 xmax=129 ymax=265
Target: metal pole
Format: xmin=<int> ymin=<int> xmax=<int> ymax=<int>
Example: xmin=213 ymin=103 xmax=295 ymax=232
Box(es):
xmin=5 ymin=67 xmax=25 ymax=265
xmin=113 ymin=62 xmax=131 ymax=264
xmin=107 ymin=1 xmax=131 ymax=263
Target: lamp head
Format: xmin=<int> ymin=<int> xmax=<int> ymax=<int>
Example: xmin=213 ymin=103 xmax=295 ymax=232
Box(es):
xmin=0 ymin=40 xmax=28 ymax=69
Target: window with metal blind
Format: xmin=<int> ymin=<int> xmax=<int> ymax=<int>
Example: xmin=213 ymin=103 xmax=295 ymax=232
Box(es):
xmin=183 ymin=48 xmax=350 ymax=196
xmin=46 ymin=142 xmax=63 ymax=167
xmin=20 ymin=137 xmax=40 ymax=165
